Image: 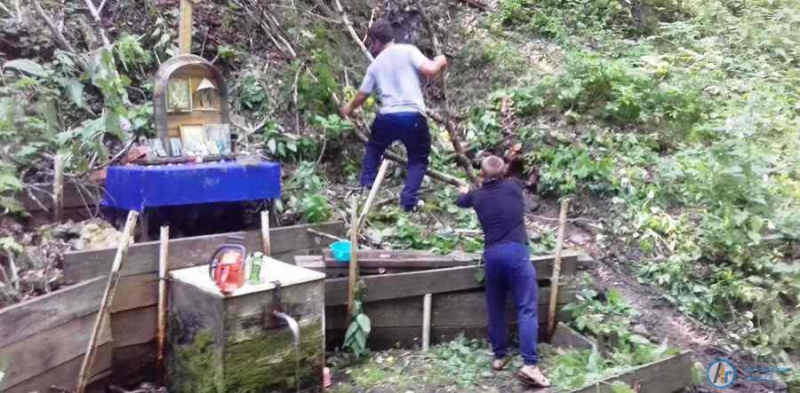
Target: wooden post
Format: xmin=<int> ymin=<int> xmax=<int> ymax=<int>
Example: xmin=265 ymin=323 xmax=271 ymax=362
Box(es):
xmin=357 ymin=159 xmax=390 ymax=229
xmin=346 ymin=198 xmax=360 ymax=316
xmin=261 ymin=210 xmax=271 ymax=256
xmin=53 ymin=154 xmax=64 ymax=222
xmin=178 ymin=0 xmax=194 ymax=54
xmin=76 ymin=211 xmax=139 ymax=393
xmin=422 ymin=293 xmax=432 ymax=351
xmin=547 ymin=198 xmax=570 ymax=338
xmin=156 ymin=226 xmax=170 ymax=384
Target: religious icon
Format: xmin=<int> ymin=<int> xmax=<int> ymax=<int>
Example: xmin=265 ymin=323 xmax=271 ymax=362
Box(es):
xmin=167 ymin=79 xmax=192 ymax=112
xmin=193 ymin=78 xmax=219 ymax=111
xmin=169 ymin=138 xmax=183 ymax=157
xmin=204 ymin=124 xmax=232 ymax=155
xmin=180 ymin=125 xmax=209 ymax=157
xmin=150 ymin=138 xmax=168 ymax=157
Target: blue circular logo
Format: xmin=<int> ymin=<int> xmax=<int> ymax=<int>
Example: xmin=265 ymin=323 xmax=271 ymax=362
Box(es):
xmin=707 ymin=358 xmax=737 ymax=388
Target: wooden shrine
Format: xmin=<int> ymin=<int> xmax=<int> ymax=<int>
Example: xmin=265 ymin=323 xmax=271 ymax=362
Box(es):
xmin=152 ymin=55 xmax=231 ymax=157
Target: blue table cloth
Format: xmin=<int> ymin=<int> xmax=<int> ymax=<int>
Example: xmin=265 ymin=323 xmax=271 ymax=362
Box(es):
xmin=102 ymin=161 xmax=281 ymax=212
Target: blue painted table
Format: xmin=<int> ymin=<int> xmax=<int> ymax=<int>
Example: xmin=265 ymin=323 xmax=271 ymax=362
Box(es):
xmin=102 ymin=161 xmax=281 ymax=238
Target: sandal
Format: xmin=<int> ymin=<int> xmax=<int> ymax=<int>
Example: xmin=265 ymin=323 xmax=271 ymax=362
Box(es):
xmin=492 ymin=357 xmax=511 ymax=371
xmin=518 ymin=366 xmax=551 ymax=388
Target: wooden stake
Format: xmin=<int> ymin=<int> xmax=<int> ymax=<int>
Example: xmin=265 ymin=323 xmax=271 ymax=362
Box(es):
xmin=261 ymin=210 xmax=271 ymax=256
xmin=346 ymin=198 xmax=360 ymax=316
xmin=156 ymin=226 xmax=170 ymax=384
xmin=357 ymin=159 xmax=390 ymax=229
xmin=306 ymin=228 xmax=346 ymax=242
xmin=422 ymin=293 xmax=432 ymax=351
xmin=178 ymin=0 xmax=194 ymax=54
xmin=53 ymin=154 xmax=64 ymax=222
xmin=76 ymin=210 xmax=139 ymax=393
xmin=547 ymin=198 xmax=570 ymax=338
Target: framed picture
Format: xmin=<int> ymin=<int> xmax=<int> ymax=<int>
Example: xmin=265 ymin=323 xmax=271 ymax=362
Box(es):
xmin=150 ymin=139 xmax=168 ymax=158
xmin=204 ymin=124 xmax=232 ymax=155
xmin=167 ymin=79 xmax=192 ymax=112
xmin=169 ymin=138 xmax=183 ymax=157
xmin=180 ymin=125 xmax=209 ymax=157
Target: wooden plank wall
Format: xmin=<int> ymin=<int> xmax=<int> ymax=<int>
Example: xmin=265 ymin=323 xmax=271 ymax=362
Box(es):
xmin=62 ymin=221 xmax=345 ymax=385
xmin=323 ymin=253 xmax=589 ymax=351
xmin=572 ymin=351 xmax=693 ymax=393
xmin=0 ymin=277 xmax=112 ymax=393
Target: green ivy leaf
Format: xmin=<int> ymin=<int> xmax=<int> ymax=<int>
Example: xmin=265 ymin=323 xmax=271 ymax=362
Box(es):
xmin=4 ymin=59 xmax=47 ymax=77
xmin=356 ymin=314 xmax=371 ymax=334
xmin=65 ymin=78 xmax=87 ymax=109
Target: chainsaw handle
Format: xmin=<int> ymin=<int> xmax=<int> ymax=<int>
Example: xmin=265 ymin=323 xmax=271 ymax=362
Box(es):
xmin=217 ymin=265 xmax=230 ymax=292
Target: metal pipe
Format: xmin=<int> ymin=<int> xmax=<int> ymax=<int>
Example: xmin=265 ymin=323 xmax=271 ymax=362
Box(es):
xmin=272 ymin=311 xmax=300 ymax=346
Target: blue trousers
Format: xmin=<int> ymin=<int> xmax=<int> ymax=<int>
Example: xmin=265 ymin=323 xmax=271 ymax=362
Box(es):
xmin=360 ymin=112 xmax=431 ymax=211
xmin=484 ymin=242 xmax=540 ymax=365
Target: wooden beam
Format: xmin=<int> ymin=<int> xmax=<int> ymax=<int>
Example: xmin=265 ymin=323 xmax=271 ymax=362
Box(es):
xmin=260 ymin=210 xmax=271 ymax=256
xmin=178 ymin=0 xmax=193 ymax=54
xmin=63 ymin=222 xmax=346 ymax=282
xmin=0 ymin=276 xmax=106 ymax=348
xmin=551 ymin=322 xmax=596 ymax=351
xmin=346 ymin=199 xmax=359 ymax=316
xmin=572 ymin=351 xmax=694 ymax=393
xmin=77 ymin=211 xmax=138 ymax=393
xmin=54 ymin=154 xmax=64 ymax=221
xmin=422 ymin=293 xmax=432 ymax=351
xmin=156 ymin=226 xmax=170 ymax=383
xmin=326 ymin=288 xmax=576 ymax=330
xmin=321 ymin=249 xmax=477 ymax=269
xmin=548 ymin=198 xmax=570 ymax=337
xmin=325 ymin=253 xmax=581 ymax=306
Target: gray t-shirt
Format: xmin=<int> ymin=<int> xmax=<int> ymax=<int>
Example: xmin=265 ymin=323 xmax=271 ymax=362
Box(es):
xmin=359 ymin=44 xmax=430 ymax=114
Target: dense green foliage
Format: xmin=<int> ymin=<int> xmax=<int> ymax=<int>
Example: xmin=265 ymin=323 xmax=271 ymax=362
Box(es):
xmin=479 ymin=0 xmax=800 ymax=361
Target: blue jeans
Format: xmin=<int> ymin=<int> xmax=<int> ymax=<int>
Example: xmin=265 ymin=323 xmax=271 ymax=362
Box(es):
xmin=360 ymin=112 xmax=430 ymax=211
xmin=484 ymin=242 xmax=540 ymax=365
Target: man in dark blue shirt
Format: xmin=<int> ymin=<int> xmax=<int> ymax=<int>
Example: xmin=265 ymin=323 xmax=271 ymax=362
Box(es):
xmin=456 ymin=156 xmax=550 ymax=388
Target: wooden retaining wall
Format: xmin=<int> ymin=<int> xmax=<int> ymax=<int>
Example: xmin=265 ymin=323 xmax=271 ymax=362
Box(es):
xmin=62 ymin=221 xmax=345 ymax=385
xmin=0 ymin=276 xmax=112 ymax=393
xmin=321 ymin=253 xmax=587 ymax=350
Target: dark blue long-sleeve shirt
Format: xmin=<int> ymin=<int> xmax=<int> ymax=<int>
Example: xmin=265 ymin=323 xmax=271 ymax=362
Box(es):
xmin=456 ymin=179 xmax=528 ymax=248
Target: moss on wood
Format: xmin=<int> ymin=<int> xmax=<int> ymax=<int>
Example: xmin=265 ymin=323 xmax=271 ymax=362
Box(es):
xmin=169 ymin=329 xmax=224 ymax=393
xmin=223 ymin=318 xmax=324 ymax=393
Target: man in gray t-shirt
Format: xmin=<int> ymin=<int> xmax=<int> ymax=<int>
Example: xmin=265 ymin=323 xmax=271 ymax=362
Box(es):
xmin=341 ymin=21 xmax=448 ymax=211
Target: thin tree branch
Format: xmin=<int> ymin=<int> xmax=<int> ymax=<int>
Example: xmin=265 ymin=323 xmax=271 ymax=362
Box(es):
xmin=293 ymin=63 xmax=304 ymax=134
xmin=0 ymin=2 xmax=12 ymax=17
xmin=333 ymin=0 xmax=374 ymax=61
xmin=83 ymin=0 xmax=112 ymax=49
xmin=457 ymin=0 xmax=488 ymax=11
xmin=414 ymin=0 xmax=477 ymax=183
xmin=31 ymin=0 xmax=78 ymax=54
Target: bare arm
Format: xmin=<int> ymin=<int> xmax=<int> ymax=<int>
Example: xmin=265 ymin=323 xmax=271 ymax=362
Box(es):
xmin=340 ymin=91 xmax=370 ymax=118
xmin=419 ymin=55 xmax=448 ymax=78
